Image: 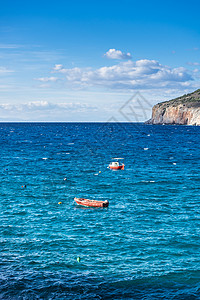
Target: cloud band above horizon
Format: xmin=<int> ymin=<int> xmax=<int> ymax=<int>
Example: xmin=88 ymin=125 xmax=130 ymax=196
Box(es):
xmin=49 ymin=58 xmax=193 ymax=91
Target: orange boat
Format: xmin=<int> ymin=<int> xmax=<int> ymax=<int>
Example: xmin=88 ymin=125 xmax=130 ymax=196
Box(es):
xmin=109 ymin=162 xmax=124 ymax=170
xmin=74 ymin=197 xmax=109 ymax=208
xmin=109 ymin=158 xmax=125 ymax=170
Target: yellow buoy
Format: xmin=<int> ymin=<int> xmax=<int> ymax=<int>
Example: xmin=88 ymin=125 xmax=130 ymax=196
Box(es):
xmin=58 ymin=202 xmax=62 ymax=204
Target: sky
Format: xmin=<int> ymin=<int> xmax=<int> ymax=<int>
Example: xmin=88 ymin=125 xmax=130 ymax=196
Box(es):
xmin=0 ymin=0 xmax=200 ymax=121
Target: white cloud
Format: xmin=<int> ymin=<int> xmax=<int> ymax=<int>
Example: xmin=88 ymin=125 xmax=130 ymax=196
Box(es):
xmin=36 ymin=76 xmax=58 ymax=82
xmin=0 ymin=67 xmax=14 ymax=74
xmin=0 ymin=101 xmax=97 ymax=112
xmin=104 ymin=49 xmax=132 ymax=60
xmin=51 ymin=64 xmax=82 ymax=75
xmin=0 ymin=44 xmax=21 ymax=49
xmin=53 ymin=64 xmax=64 ymax=71
xmin=52 ymin=59 xmax=193 ymax=90
xmin=187 ymin=62 xmax=200 ymax=66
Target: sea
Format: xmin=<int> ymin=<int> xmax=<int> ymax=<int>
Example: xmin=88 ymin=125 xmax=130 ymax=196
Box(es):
xmin=0 ymin=122 xmax=200 ymax=299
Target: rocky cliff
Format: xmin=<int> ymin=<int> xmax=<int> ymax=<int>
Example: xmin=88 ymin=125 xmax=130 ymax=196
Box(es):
xmin=147 ymin=89 xmax=200 ymax=125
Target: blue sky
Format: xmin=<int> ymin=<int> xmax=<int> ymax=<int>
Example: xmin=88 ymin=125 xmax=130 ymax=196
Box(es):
xmin=0 ymin=0 xmax=200 ymax=121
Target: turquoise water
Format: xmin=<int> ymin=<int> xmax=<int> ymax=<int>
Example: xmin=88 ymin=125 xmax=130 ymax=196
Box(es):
xmin=0 ymin=123 xmax=200 ymax=299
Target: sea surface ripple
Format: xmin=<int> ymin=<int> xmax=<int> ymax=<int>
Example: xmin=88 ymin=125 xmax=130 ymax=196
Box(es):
xmin=0 ymin=123 xmax=200 ymax=299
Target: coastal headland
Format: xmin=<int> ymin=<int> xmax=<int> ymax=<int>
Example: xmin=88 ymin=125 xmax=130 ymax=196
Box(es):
xmin=147 ymin=89 xmax=200 ymax=125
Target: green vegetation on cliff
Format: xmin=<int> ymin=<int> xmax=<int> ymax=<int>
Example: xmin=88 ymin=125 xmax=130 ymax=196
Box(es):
xmin=156 ymin=89 xmax=200 ymax=108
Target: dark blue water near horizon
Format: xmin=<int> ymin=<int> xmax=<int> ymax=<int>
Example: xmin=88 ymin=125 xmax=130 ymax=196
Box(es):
xmin=0 ymin=122 xmax=200 ymax=299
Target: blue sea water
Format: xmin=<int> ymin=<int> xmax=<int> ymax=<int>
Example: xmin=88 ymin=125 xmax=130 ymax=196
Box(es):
xmin=0 ymin=122 xmax=200 ymax=299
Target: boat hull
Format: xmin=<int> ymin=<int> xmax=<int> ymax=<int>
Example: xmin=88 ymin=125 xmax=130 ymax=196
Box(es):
xmin=109 ymin=164 xmax=124 ymax=170
xmin=74 ymin=197 xmax=109 ymax=208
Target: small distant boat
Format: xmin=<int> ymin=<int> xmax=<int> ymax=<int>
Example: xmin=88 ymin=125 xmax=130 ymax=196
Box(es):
xmin=74 ymin=197 xmax=109 ymax=208
xmin=109 ymin=158 xmax=125 ymax=170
